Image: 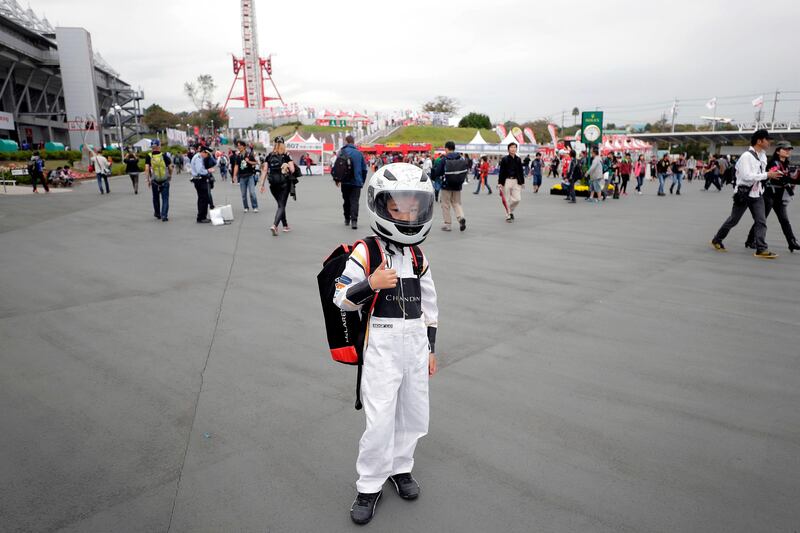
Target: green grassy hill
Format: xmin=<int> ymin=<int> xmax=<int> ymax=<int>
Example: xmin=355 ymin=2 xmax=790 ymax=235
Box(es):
xmin=268 ymin=125 xmax=349 ymax=139
xmin=375 ymin=126 xmax=500 ymax=146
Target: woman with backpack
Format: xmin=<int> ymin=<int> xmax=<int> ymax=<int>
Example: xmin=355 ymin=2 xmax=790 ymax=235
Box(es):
xmin=259 ymin=136 xmax=298 ymax=236
xmin=124 ymin=148 xmax=140 ymax=194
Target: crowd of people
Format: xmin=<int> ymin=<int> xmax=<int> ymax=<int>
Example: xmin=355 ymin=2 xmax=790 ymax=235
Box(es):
xmin=22 ymin=129 xmax=799 ymax=259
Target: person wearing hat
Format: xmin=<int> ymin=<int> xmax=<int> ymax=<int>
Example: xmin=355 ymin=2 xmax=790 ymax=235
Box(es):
xmin=711 ymin=129 xmax=784 ymax=258
xmin=190 ymin=145 xmax=213 ymax=223
xmin=745 ymin=140 xmax=800 ymax=252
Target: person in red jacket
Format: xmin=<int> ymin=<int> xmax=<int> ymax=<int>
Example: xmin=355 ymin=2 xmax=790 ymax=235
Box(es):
xmin=473 ymin=155 xmax=492 ymax=194
xmin=618 ymin=153 xmax=632 ymax=196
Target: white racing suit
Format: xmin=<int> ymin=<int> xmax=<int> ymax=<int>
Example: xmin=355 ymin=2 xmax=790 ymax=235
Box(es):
xmin=334 ymin=237 xmax=438 ymax=494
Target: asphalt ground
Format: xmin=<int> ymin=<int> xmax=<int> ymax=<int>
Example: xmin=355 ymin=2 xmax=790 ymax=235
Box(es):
xmin=1 ymin=172 xmax=799 ymax=533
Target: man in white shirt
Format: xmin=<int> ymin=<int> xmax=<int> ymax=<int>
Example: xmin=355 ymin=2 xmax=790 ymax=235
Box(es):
xmin=711 ymin=129 xmax=783 ymax=258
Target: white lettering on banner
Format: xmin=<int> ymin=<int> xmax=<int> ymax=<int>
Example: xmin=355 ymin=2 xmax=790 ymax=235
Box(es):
xmin=0 ymin=111 xmax=14 ymax=130
xmin=287 ymin=142 xmax=323 ymax=151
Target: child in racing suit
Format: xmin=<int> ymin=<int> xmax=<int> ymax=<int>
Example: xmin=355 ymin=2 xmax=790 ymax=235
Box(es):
xmin=333 ymin=192 xmax=438 ymax=525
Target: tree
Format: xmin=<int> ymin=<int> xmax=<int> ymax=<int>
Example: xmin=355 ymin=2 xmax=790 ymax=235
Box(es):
xmin=181 ymin=105 xmax=229 ymax=132
xmin=458 ymin=112 xmax=492 ymax=129
xmin=184 ymin=74 xmax=217 ymax=110
xmin=422 ymin=96 xmax=459 ymax=115
xmin=572 ymin=107 xmax=580 ymax=125
xmin=142 ymin=104 xmax=179 ymax=132
xmin=519 ymin=119 xmax=551 ymax=144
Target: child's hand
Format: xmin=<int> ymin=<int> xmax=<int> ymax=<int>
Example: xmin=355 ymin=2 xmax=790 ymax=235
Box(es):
xmin=369 ymin=259 xmax=397 ymax=290
xmin=428 ymin=353 xmax=437 ymax=376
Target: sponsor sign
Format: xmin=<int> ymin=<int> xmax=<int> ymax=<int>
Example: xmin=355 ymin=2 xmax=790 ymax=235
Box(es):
xmin=0 ymin=111 xmax=14 ymax=130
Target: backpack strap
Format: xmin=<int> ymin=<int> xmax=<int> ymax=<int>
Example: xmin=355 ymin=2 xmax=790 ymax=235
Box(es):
xmin=410 ymin=244 xmax=425 ymax=278
xmin=352 ymin=236 xmax=385 ymax=410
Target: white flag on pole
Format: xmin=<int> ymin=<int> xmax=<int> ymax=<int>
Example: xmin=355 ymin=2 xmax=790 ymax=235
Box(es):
xmin=751 ymin=95 xmax=764 ymax=108
xmin=705 ymin=97 xmax=717 ymax=110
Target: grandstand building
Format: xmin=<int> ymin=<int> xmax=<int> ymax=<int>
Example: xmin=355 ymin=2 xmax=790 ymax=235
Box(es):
xmin=0 ymin=0 xmax=143 ymax=150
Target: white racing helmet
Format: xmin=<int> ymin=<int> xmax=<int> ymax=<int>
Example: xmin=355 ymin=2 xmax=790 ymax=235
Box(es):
xmin=366 ymin=163 xmax=435 ymax=246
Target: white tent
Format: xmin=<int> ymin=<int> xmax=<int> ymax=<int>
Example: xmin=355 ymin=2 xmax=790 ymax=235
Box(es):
xmin=133 ymin=138 xmax=152 ymax=151
xmin=305 ymin=133 xmax=321 ymax=144
xmin=467 ymin=131 xmax=488 ymax=145
xmin=500 ymin=131 xmax=520 ymax=145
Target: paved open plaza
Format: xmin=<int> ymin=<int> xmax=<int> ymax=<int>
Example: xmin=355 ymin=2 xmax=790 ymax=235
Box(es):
xmin=1 ymin=174 xmax=799 ymax=532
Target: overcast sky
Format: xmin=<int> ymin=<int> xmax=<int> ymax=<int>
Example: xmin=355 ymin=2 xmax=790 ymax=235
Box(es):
xmin=31 ymin=0 xmax=800 ymax=126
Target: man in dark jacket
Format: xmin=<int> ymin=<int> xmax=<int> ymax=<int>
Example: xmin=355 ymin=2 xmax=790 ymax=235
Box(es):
xmin=431 ymin=141 xmax=468 ymax=231
xmin=334 ymin=135 xmax=368 ymax=229
xmin=498 ymin=142 xmax=524 ymax=221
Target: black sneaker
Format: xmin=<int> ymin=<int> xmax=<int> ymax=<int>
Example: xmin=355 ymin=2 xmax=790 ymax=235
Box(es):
xmin=344 ymin=219 xmax=350 ymax=226
xmin=389 ymin=473 xmax=419 ymax=500
xmin=509 ymin=213 xmax=515 ymax=220
xmin=459 ymin=217 xmax=466 ymax=232
xmin=350 ymin=491 xmax=381 ymax=525
xmin=754 ymin=250 xmax=778 ymax=259
xmin=154 ymin=214 xmax=161 ymax=219
xmin=162 ymin=217 xmax=168 ymax=222
xmin=197 ymin=218 xmax=211 ymax=224
xmin=711 ymin=241 xmax=727 ymax=252
xmin=351 ymin=222 xmax=358 ymax=230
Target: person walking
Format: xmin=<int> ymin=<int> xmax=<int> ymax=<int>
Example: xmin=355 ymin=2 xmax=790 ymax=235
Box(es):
xmin=498 ymin=142 xmax=524 ymax=222
xmin=332 ymin=135 xmax=368 ymax=230
xmin=655 ymin=154 xmax=670 ymax=196
xmin=305 ymin=153 xmax=313 ymax=175
xmin=91 ymin=150 xmax=111 ymax=194
xmin=549 ymin=153 xmax=560 ymax=178
xmin=259 ymin=136 xmax=297 ymax=236
xmin=564 ymin=149 xmax=583 ymax=203
xmin=670 ymin=155 xmax=685 ymax=195
xmin=421 ymin=154 xmax=432 ymax=178
xmin=145 ymin=140 xmax=173 ymax=222
xmin=190 ymin=146 xmax=213 ymax=223
xmin=531 ymin=152 xmax=543 ymax=193
xmin=711 ymin=129 xmax=782 ymax=258
xmin=703 ymin=155 xmax=722 ymax=191
xmin=718 ymin=155 xmax=731 ymax=188
xmin=587 ymin=146 xmax=603 ymax=203
xmin=473 ymin=155 xmax=492 ymax=194
xmin=232 ymin=139 xmax=259 ymax=213
xmin=217 ymin=151 xmax=229 ymax=182
xmin=618 ymin=153 xmax=632 ymax=196
xmin=124 ymin=148 xmax=140 ymax=194
xmin=745 ymin=141 xmax=799 ymax=252
xmin=431 ymin=141 xmax=468 ymax=232
xmin=686 ymin=155 xmax=696 ymax=182
xmin=28 ymin=151 xmax=48 ymax=193
xmin=634 ymin=154 xmax=646 ymax=194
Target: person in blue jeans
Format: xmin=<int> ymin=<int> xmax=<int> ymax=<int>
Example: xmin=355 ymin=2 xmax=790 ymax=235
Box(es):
xmin=656 ymin=154 xmax=670 ymax=196
xmin=670 ymin=155 xmax=685 ymax=195
xmin=531 ymin=152 xmax=543 ymax=193
xmin=232 ymin=139 xmax=259 ymax=213
xmin=90 ymin=151 xmax=111 ymax=194
xmin=145 ymin=140 xmax=173 ymax=221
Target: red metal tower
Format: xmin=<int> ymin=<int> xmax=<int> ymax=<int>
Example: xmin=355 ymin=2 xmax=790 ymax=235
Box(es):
xmin=223 ymin=0 xmax=285 ymax=111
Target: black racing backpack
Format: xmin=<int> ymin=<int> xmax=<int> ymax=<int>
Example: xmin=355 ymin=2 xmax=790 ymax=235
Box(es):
xmin=331 ymin=148 xmax=355 ymax=184
xmin=443 ymin=157 xmax=470 ymax=190
xmin=317 ymin=236 xmax=424 ymax=409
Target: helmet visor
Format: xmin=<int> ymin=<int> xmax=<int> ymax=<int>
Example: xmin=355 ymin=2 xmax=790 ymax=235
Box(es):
xmin=371 ymin=189 xmax=434 ymax=227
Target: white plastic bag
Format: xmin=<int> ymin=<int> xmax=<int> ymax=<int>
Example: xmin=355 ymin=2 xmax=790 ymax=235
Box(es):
xmin=219 ymin=204 xmax=234 ymax=222
xmin=209 ymin=207 xmax=225 ymax=226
